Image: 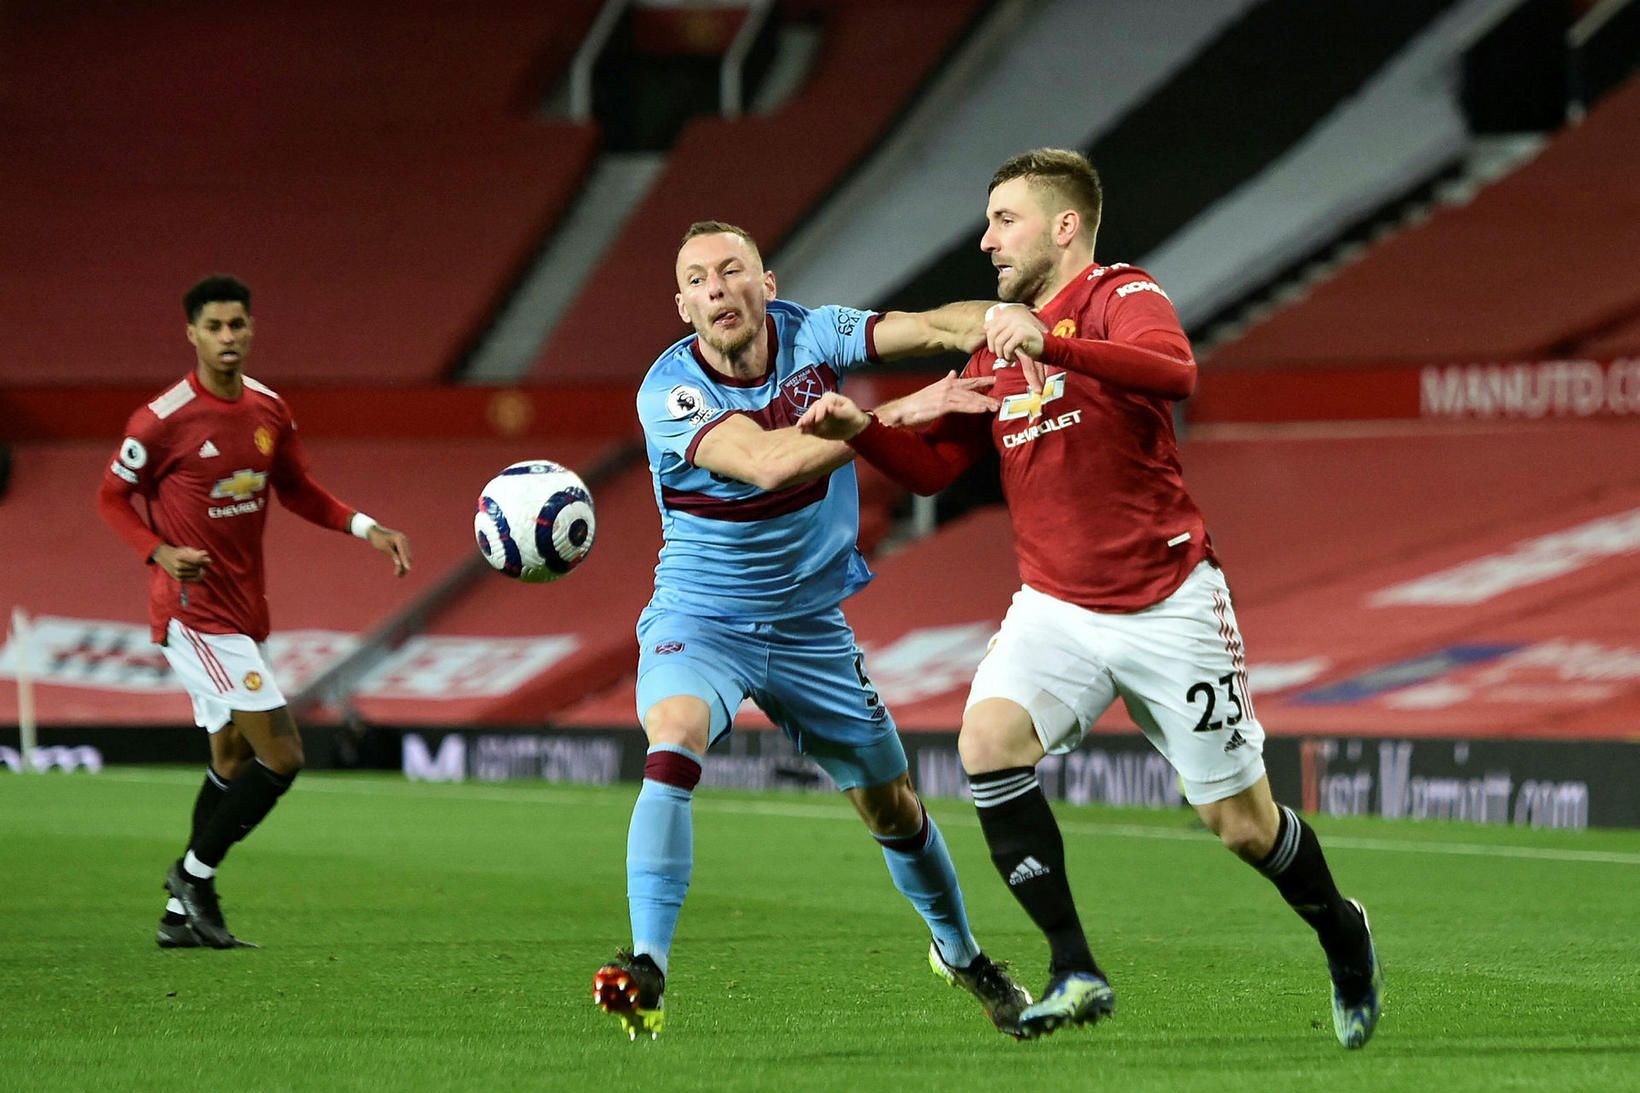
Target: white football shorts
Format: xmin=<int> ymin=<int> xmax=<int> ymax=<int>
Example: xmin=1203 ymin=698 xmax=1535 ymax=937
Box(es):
xmin=966 ymin=560 xmax=1265 ymax=805
xmin=160 ymin=619 xmax=288 ymax=733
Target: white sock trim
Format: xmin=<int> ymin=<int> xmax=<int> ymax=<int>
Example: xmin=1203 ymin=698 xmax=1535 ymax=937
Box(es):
xmin=970 ymin=770 xmax=1039 ymax=808
xmin=182 ymin=850 xmax=216 ymax=880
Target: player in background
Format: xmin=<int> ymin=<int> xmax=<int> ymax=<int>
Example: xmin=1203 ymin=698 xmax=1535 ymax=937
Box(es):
xmin=593 ymin=221 xmax=1030 ymax=1041
xmin=797 ymin=150 xmax=1383 ymax=1047
xmin=96 ymin=275 xmax=412 ymax=949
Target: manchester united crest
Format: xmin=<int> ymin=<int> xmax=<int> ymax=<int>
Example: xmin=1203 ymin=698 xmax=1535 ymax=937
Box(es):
xmin=253 ymin=426 xmax=274 ymax=455
xmin=243 ymin=671 xmax=264 ymax=692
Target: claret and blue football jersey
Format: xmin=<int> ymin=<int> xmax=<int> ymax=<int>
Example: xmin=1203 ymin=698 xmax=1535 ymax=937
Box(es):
xmin=637 ymin=298 xmax=881 ymax=620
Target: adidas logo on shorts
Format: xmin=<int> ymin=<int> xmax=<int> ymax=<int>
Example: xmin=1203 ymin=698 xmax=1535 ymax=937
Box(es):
xmin=1008 ymin=856 xmax=1049 ymax=886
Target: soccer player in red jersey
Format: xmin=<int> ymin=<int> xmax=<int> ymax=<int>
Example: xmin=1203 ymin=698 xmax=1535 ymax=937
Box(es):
xmin=798 ymin=150 xmax=1382 ymax=1047
xmin=96 ymin=275 xmax=412 ymax=949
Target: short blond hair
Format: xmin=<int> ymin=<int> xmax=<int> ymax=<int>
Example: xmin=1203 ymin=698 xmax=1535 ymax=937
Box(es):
xmin=678 ymin=220 xmax=764 ymax=264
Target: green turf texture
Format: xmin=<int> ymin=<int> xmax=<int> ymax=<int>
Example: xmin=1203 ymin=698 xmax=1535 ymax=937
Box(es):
xmin=3 ymin=768 xmax=1636 ymax=1091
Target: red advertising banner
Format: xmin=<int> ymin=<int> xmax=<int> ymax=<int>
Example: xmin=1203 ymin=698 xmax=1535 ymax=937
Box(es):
xmin=1192 ymin=358 xmax=1640 ymax=423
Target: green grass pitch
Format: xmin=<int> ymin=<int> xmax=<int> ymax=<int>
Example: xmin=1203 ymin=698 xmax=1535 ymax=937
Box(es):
xmin=3 ymin=767 xmax=1637 ymax=1091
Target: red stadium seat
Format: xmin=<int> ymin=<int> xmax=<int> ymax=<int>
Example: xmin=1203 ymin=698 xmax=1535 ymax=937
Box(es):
xmin=0 ymin=2 xmax=601 ymax=386
xmin=1210 ymin=74 xmax=1640 ymax=368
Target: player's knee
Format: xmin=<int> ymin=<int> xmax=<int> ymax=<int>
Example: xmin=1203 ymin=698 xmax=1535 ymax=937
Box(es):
xmin=262 ymin=739 xmax=305 ymax=777
xmin=642 ymin=697 xmax=710 ymax=755
xmin=857 ymin=785 xmax=922 ymax=838
xmin=958 ymin=727 xmax=1005 ymax=773
xmin=958 ymin=707 xmax=1038 ymax=774
xmin=1215 ymin=816 xmax=1274 ymax=863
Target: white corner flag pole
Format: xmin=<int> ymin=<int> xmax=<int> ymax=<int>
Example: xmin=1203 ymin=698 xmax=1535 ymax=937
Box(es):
xmin=12 ymin=607 xmax=38 ymax=773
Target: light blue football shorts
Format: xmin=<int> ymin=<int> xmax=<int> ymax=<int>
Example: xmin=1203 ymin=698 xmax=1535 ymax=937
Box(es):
xmin=635 ymin=604 xmax=905 ymax=791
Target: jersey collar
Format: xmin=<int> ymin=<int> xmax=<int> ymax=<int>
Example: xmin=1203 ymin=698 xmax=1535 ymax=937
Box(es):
xmin=1037 ymin=262 xmax=1102 ymax=314
xmin=187 ymin=370 xmax=244 ymax=404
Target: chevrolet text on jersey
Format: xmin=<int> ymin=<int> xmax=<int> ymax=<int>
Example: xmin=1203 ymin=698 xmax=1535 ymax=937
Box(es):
xmin=1002 ymin=409 xmax=1085 ymax=448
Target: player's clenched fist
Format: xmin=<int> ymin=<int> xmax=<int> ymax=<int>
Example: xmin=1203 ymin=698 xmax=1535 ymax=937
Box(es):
xmin=152 ymin=544 xmax=212 ymax=582
xmin=985 ymin=302 xmax=1047 ymax=369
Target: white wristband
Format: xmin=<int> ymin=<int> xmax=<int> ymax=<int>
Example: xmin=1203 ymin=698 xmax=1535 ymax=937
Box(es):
xmin=350 ymin=512 xmax=378 ymax=539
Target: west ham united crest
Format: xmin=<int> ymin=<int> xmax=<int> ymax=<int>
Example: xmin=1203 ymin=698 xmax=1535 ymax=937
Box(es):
xmin=781 ymin=367 xmax=828 ymax=415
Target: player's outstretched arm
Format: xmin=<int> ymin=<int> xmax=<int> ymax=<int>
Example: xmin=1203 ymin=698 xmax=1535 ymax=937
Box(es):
xmin=871 ymin=301 xmax=992 ymax=359
xmin=797 ymin=393 xmax=981 ymax=495
xmin=693 ymin=414 xmax=852 ymax=492
xmin=876 ymin=371 xmax=998 ymax=429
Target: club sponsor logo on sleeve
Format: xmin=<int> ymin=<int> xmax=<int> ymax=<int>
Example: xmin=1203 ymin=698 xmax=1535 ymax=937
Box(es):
xmin=834 ymin=308 xmax=865 ymax=337
xmin=653 ymin=641 xmax=685 ymax=655
xmin=1115 ymin=279 xmax=1168 ymax=299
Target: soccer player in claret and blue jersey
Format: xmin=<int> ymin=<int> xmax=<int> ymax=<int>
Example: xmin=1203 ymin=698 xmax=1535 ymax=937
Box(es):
xmin=798 ymin=149 xmax=1383 ymax=1048
xmin=591 ymin=221 xmax=1030 ymax=1040
xmin=96 ymin=275 xmax=412 ymax=950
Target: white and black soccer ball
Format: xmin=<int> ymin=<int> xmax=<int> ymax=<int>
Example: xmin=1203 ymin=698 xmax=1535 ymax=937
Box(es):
xmin=474 ymin=460 xmax=596 ymax=583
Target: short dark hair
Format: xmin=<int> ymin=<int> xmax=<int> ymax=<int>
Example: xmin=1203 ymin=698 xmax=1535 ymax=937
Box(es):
xmin=679 ymin=220 xmax=763 ymax=264
xmin=184 ymin=275 xmax=252 ymax=323
xmin=990 ymin=149 xmax=1103 ymax=238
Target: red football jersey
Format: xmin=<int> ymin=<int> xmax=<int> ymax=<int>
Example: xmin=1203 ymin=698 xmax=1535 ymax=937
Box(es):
xmin=98 ymin=373 xmax=354 ymax=642
xmin=933 ymin=263 xmax=1211 ymax=612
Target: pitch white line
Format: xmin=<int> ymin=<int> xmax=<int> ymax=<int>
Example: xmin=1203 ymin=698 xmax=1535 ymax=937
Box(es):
xmin=88 ymin=769 xmax=1640 ymax=866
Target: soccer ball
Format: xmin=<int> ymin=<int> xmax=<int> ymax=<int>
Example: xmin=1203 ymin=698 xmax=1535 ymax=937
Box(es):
xmin=474 ymin=460 xmax=596 ymax=583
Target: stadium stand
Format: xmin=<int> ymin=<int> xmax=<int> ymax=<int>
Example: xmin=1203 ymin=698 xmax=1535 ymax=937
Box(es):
xmin=2 ymin=3 xmax=1634 ymax=825
xmin=0 ymin=1 xmax=601 ymax=386
xmin=778 ymin=0 xmax=1257 ymax=309
xmin=872 ymin=0 xmax=1468 ymax=318
xmin=529 ymin=0 xmax=986 ymax=383
xmin=1208 ymin=72 xmax=1640 ymax=367
xmin=1580 ymin=309 xmax=1640 ymax=358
